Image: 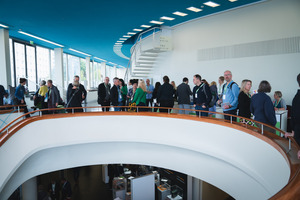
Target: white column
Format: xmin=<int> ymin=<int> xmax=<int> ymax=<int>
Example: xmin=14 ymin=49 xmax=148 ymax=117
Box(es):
xmin=0 ymin=29 xmax=11 ymax=88
xmin=54 ymin=48 xmax=64 ymax=94
xmin=114 ymin=65 xmax=117 ymax=77
xmin=101 ymin=62 xmax=106 ymax=79
xmin=192 ymin=177 xmax=202 ymax=200
xmin=22 ymin=177 xmax=37 ymax=200
xmin=86 ymin=57 xmax=90 ymax=90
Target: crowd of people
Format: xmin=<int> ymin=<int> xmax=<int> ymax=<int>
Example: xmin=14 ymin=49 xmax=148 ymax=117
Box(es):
xmin=0 ymin=71 xmax=300 ymax=158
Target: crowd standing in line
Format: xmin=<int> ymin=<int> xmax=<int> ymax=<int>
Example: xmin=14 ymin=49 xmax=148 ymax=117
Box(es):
xmin=1 ymin=71 xmax=300 ymax=158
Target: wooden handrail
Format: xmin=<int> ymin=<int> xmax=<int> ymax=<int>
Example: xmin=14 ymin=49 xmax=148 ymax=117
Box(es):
xmin=0 ymin=106 xmax=299 ymax=199
xmin=0 ymin=104 xmax=27 ymax=109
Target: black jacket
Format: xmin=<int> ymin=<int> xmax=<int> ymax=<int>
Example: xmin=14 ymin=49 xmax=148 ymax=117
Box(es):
xmin=193 ymin=83 xmax=212 ymax=106
xmin=47 ymin=85 xmax=60 ymax=106
xmin=291 ymin=89 xmax=300 ymax=145
xmin=61 ymin=181 xmax=72 ymax=199
xmin=110 ymin=85 xmax=119 ymax=106
xmin=67 ymin=83 xmax=87 ymax=107
xmin=98 ymin=83 xmax=111 ymax=105
xmin=157 ymin=83 xmax=174 ymax=103
xmin=176 ymin=83 xmax=192 ymax=105
xmin=238 ymin=92 xmax=251 ymax=118
xmin=0 ymin=85 xmax=5 ymax=106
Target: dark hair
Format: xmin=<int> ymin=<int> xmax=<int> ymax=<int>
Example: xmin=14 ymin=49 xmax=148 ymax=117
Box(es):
xmin=129 ymin=79 xmax=133 ymax=84
xmin=219 ymin=76 xmax=224 ymax=82
xmin=163 ymin=76 xmax=169 ymax=83
xmin=202 ymin=79 xmax=209 ymax=85
xmin=297 ymin=73 xmax=300 ymax=87
xmin=40 ymin=80 xmax=46 ymax=85
xmin=47 ymin=80 xmax=53 ymax=84
xmin=113 ymin=77 xmax=119 ymax=81
xmin=154 ymin=82 xmax=161 ymax=90
xmin=132 ymin=79 xmax=138 ymax=84
xmin=74 ymin=75 xmax=80 ymax=79
xmin=258 ymin=80 xmax=271 ymax=93
xmin=183 ymin=77 xmax=188 ymax=82
xmin=119 ymin=79 xmax=125 ymax=86
xmin=20 ymin=78 xmax=27 ymax=84
xmin=194 ymin=74 xmax=201 ymax=81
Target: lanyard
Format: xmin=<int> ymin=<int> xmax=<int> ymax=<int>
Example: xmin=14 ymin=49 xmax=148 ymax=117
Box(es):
xmin=196 ymin=83 xmax=204 ymax=93
xmin=274 ymin=98 xmax=281 ymax=107
xmin=224 ymin=83 xmax=230 ymax=94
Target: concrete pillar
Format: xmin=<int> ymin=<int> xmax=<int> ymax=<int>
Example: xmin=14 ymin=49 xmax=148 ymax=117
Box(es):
xmin=192 ymin=177 xmax=202 ymax=200
xmin=0 ymin=28 xmax=12 ymax=88
xmin=86 ymin=57 xmax=90 ymax=90
xmin=54 ymin=48 xmax=64 ymax=94
xmin=22 ymin=177 xmax=37 ymax=200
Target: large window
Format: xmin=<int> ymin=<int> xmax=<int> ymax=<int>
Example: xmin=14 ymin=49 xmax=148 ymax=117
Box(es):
xmin=67 ymin=54 xmax=80 ymax=85
xmin=26 ymin=46 xmax=37 ymax=91
xmin=14 ymin=42 xmax=26 ymax=82
xmin=9 ymin=39 xmax=15 ymax=86
xmin=36 ymin=46 xmax=50 ymax=83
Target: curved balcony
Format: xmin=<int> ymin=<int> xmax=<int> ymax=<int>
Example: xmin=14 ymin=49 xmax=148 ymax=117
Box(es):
xmin=0 ymin=106 xmax=299 ymax=200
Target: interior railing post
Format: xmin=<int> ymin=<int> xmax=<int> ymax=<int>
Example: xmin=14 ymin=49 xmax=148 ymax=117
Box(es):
xmin=137 ymin=107 xmax=139 ymax=112
xmin=199 ymin=111 xmax=201 ymax=118
xmin=168 ymin=108 xmax=170 ymax=114
xmin=72 ymin=108 xmax=74 ymax=114
xmin=261 ymin=124 xmax=264 ymax=135
xmin=18 ymin=106 xmax=20 ymax=113
xmin=289 ymin=138 xmax=291 ymax=151
xmin=230 ymin=116 xmax=232 ymax=124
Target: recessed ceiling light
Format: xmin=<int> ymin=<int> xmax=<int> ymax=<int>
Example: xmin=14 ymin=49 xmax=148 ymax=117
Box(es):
xmin=127 ymin=32 xmax=136 ymax=35
xmin=115 ymin=43 xmax=122 ymax=45
xmin=117 ymin=41 xmax=124 ymax=43
xmin=133 ymin=29 xmax=143 ymax=32
xmin=123 ymin=35 xmax=131 ymax=38
xmin=19 ymin=31 xmax=64 ymax=47
xmin=69 ymin=48 xmax=91 ymax=57
xmin=0 ymin=23 xmax=9 ymax=28
xmin=141 ymin=25 xmax=151 ymax=28
xmin=204 ymin=1 xmax=220 ymax=7
xmin=119 ymin=38 xmax=127 ymax=40
xmin=187 ymin=7 xmax=202 ymax=12
xmin=150 ymin=20 xmax=164 ymax=25
xmin=161 ymin=16 xmax=175 ymax=21
xmin=228 ymin=0 xmax=238 ymax=2
xmin=173 ymin=11 xmax=188 ymax=17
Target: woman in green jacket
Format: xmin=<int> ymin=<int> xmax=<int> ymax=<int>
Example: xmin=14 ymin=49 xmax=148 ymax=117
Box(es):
xmin=132 ymin=79 xmax=147 ymax=111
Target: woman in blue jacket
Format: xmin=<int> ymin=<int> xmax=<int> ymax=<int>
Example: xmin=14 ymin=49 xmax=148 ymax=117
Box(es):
xmin=250 ymin=80 xmax=276 ymax=133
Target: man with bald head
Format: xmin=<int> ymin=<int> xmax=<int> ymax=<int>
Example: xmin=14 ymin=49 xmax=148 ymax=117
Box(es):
xmin=220 ymin=70 xmax=239 ymax=121
xmin=98 ymin=77 xmax=111 ymax=111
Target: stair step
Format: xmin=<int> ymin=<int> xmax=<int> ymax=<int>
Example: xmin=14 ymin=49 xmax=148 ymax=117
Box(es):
xmin=144 ymin=49 xmax=167 ymax=53
xmin=138 ymin=57 xmax=156 ymax=61
xmin=134 ymin=65 xmax=153 ymax=68
xmin=133 ymin=68 xmax=152 ymax=72
xmin=137 ymin=61 xmax=155 ymax=65
xmin=140 ymin=53 xmax=159 ymax=57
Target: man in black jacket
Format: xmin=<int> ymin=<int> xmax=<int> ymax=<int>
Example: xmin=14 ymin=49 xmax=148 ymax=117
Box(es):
xmin=0 ymin=84 xmax=5 ymax=107
xmin=61 ymin=178 xmax=72 ymax=200
xmin=47 ymin=80 xmax=60 ymax=114
xmin=66 ymin=75 xmax=87 ymax=112
xmin=286 ymin=73 xmax=300 ymax=159
xmin=176 ymin=77 xmax=192 ymax=114
xmin=98 ymin=77 xmax=111 ymax=111
xmin=157 ymin=76 xmax=174 ymax=113
xmin=110 ymin=77 xmax=122 ymax=111
xmin=193 ymin=74 xmax=212 ymax=117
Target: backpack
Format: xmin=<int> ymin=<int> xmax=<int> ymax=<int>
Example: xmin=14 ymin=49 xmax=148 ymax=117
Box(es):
xmin=203 ymin=84 xmax=216 ymax=108
xmin=222 ymin=82 xmax=238 ymax=95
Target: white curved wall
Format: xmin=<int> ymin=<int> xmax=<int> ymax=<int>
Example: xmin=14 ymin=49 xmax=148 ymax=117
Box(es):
xmin=0 ymin=115 xmax=290 ymax=199
xmin=151 ymin=0 xmax=300 ymax=104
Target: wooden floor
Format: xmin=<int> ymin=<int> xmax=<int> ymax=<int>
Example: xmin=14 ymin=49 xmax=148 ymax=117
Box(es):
xmin=38 ymin=165 xmax=112 ymax=200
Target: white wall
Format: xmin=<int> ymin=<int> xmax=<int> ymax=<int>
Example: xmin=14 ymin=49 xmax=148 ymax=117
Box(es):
xmin=152 ymin=0 xmax=300 ymax=104
xmin=0 ymin=115 xmax=290 ymax=200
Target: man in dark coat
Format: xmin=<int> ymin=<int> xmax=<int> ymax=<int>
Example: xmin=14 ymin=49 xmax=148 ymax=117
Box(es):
xmin=110 ymin=77 xmax=122 ymax=111
xmin=48 ymin=179 xmax=60 ymax=200
xmin=157 ymin=76 xmax=174 ymax=113
xmin=98 ymin=77 xmax=111 ymax=111
xmin=47 ymin=80 xmax=60 ymax=114
xmin=66 ymin=75 xmax=87 ymax=112
xmin=61 ymin=178 xmax=72 ymax=200
xmin=0 ymin=84 xmax=5 ymax=107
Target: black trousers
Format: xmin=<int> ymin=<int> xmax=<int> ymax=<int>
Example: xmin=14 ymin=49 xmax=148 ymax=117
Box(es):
xmin=14 ymin=98 xmax=30 ymax=118
xmin=100 ymin=101 xmax=110 ymax=111
xmin=159 ymin=100 xmax=174 ymax=113
xmin=223 ymin=109 xmax=237 ymax=122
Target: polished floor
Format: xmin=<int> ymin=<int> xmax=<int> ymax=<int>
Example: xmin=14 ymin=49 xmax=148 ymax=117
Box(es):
xmin=38 ymin=165 xmax=112 ymax=200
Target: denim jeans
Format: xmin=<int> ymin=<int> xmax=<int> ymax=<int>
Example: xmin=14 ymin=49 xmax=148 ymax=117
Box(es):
xmin=195 ymin=105 xmax=209 ymax=117
xmin=179 ymin=104 xmax=191 ymax=115
xmin=114 ymin=102 xmax=123 ymax=111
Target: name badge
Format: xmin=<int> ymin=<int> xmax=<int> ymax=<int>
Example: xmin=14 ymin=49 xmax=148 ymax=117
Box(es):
xmin=223 ymin=95 xmax=226 ymax=100
xmin=195 ymin=94 xmax=198 ymax=98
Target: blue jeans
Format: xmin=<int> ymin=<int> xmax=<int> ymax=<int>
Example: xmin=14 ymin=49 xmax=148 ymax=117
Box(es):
xmin=114 ymin=102 xmax=123 ymax=111
xmin=179 ymin=104 xmax=191 ymax=115
xmin=195 ymin=105 xmax=209 ymax=117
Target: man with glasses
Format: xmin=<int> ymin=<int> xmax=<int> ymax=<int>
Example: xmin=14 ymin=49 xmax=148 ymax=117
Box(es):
xmin=98 ymin=77 xmax=111 ymax=111
xmin=220 ymin=70 xmax=239 ymax=121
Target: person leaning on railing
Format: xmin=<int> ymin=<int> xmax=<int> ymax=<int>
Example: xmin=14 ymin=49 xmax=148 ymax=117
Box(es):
xmin=238 ymin=79 xmax=252 ymax=123
xmin=285 ymin=73 xmax=300 ymax=159
xmin=250 ymin=80 xmax=276 ymax=134
xmin=14 ymin=78 xmax=30 ymax=118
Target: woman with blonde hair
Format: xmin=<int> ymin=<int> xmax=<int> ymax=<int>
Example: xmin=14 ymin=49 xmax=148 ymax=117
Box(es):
xmin=132 ymin=79 xmax=147 ymax=111
xmin=238 ymin=79 xmax=252 ymax=119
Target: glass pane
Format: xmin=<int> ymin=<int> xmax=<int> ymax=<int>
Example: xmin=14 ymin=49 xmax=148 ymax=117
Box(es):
xmin=26 ymin=45 xmax=37 ymax=92
xmin=67 ymin=54 xmax=80 ymax=84
xmin=14 ymin=42 xmax=26 ymax=83
xmin=36 ymin=46 xmax=50 ymax=83
xmin=63 ymin=53 xmax=68 ymax=89
xmin=50 ymin=50 xmax=55 ymax=81
xmin=80 ymin=58 xmax=86 ymax=87
xmin=9 ymin=39 xmax=15 ymax=86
